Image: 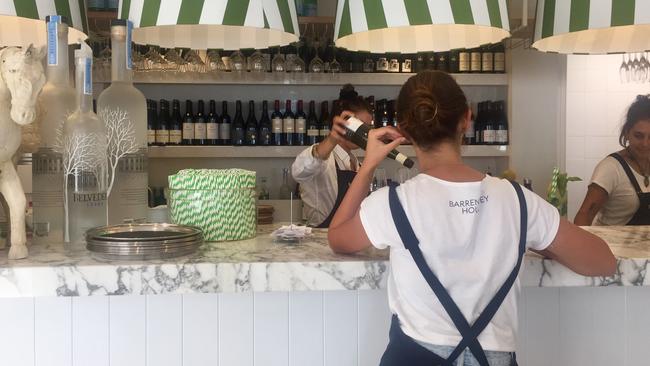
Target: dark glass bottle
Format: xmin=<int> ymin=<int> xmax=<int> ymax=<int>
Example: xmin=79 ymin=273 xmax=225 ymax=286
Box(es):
xmin=319 ymin=101 xmax=330 ymax=142
xmin=169 ymin=99 xmax=182 ymax=145
xmin=219 ymin=101 xmax=231 ymax=145
xmin=294 ymin=100 xmax=307 ymax=146
xmin=245 ymin=100 xmax=258 ymax=146
xmin=474 ymin=102 xmax=484 ymax=145
xmin=415 ymin=52 xmax=426 ymax=72
xmin=495 ymin=101 xmax=509 ymax=145
xmin=426 ymin=52 xmax=436 ymax=70
xmin=283 ymin=100 xmax=295 ymax=146
xmin=482 ymin=101 xmax=496 ymax=145
xmin=380 ymin=100 xmax=390 ymax=127
xmin=271 ymin=100 xmax=283 ymax=146
xmin=194 ymin=100 xmax=207 ymax=145
xmin=449 ymin=50 xmax=460 ymax=73
xmin=155 ymin=100 xmax=170 ymax=146
xmin=459 ymin=49 xmax=470 ymax=73
xmin=481 ymin=45 xmax=494 ymax=73
xmin=182 ymin=100 xmax=194 ymax=145
xmin=388 ymin=100 xmax=398 ymax=128
xmin=436 ymin=52 xmax=449 ymax=72
xmin=258 ymin=101 xmax=272 ymax=146
xmin=232 ymin=101 xmax=245 ymax=146
xmin=493 ymin=43 xmax=506 ymax=73
xmin=206 ymin=100 xmax=219 ymax=145
xmin=401 ymin=54 xmax=413 ymax=73
xmin=146 ymin=100 xmax=156 ymax=146
xmin=470 ymin=48 xmax=482 ymax=73
xmin=306 ymin=101 xmax=319 ymax=145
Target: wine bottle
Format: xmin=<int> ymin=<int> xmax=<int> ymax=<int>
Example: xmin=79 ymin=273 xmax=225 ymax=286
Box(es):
xmin=219 ymin=101 xmax=231 ymax=145
xmin=319 ymin=101 xmax=330 ymax=142
xmin=482 ymin=101 xmax=496 ymax=145
xmin=283 ymin=100 xmax=295 ymax=146
xmin=379 ymin=100 xmax=390 ymax=128
xmin=146 ymin=100 xmax=156 ymax=146
xmin=343 ymin=116 xmax=414 ymax=168
xmin=155 ymin=99 xmax=170 ymax=146
xmin=494 ymin=43 xmax=506 ymax=73
xmin=169 ymin=99 xmax=183 ymax=145
xmin=259 ymin=101 xmax=272 ymax=146
xmin=459 ymin=49 xmax=470 ymax=73
xmin=194 ymin=100 xmax=207 ymax=145
xmin=271 ymin=100 xmax=283 ymax=146
xmin=206 ymin=100 xmax=219 ymax=145
xmin=470 ymin=48 xmax=482 ymax=73
xmin=245 ymin=100 xmax=258 ymax=146
xmin=306 ymin=101 xmax=319 ymax=145
xmin=449 ymin=50 xmax=460 ymax=73
xmin=481 ymin=45 xmax=494 ymax=73
xmin=474 ymin=102 xmax=484 ymax=144
xmin=295 ymin=100 xmax=307 ymax=146
xmin=182 ymin=100 xmax=194 ymax=145
xmin=232 ymin=101 xmax=245 ymax=146
xmin=495 ymin=101 xmax=509 ymax=145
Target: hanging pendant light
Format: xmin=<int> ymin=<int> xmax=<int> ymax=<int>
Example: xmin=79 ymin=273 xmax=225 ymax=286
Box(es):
xmin=119 ymin=0 xmax=300 ymax=49
xmin=0 ymin=0 xmax=88 ymax=46
xmin=334 ymin=0 xmax=511 ymax=53
xmin=532 ymin=0 xmax=650 ymax=54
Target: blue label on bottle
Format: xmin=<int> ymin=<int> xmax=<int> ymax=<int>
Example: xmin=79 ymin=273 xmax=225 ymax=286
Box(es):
xmin=126 ymin=20 xmax=133 ymax=70
xmin=84 ymin=58 xmax=92 ymax=95
xmin=47 ymin=16 xmax=61 ymax=66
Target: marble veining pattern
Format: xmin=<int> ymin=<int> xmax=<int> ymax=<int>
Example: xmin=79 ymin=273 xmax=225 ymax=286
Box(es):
xmin=0 ymin=225 xmax=648 ymax=297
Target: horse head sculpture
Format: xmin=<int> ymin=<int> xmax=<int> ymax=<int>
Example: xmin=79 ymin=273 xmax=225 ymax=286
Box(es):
xmin=0 ymin=45 xmax=46 ymax=125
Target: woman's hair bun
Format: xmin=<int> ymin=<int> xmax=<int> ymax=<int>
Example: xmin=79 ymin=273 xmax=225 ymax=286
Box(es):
xmin=339 ymin=84 xmax=358 ymax=101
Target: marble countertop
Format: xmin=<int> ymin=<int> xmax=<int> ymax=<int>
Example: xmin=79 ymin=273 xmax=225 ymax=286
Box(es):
xmin=0 ymin=225 xmax=648 ymax=297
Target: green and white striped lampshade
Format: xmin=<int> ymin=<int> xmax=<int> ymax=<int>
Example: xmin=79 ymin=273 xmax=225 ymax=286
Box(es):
xmin=533 ymin=0 xmax=650 ymax=54
xmin=0 ymin=0 xmax=88 ymax=46
xmin=119 ymin=0 xmax=300 ymax=49
xmin=334 ymin=0 xmax=511 ymax=53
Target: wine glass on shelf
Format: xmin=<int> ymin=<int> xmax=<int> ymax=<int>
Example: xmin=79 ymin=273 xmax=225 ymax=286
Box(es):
xmin=631 ymin=53 xmax=641 ymax=83
xmin=639 ymin=51 xmax=650 ymax=83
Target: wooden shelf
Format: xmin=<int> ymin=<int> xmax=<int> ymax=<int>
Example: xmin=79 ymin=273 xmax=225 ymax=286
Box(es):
xmin=95 ymin=72 xmax=508 ymax=86
xmin=147 ymin=145 xmax=508 ymax=159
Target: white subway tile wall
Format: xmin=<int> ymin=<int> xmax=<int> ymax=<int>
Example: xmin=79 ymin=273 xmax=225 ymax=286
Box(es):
xmin=566 ymin=54 xmax=650 ymax=220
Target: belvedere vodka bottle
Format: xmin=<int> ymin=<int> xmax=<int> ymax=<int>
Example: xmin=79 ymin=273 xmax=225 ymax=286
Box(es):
xmin=33 ymin=15 xmax=77 ymax=244
xmin=63 ymin=43 xmax=108 ymax=245
xmin=97 ymin=19 xmax=148 ymax=224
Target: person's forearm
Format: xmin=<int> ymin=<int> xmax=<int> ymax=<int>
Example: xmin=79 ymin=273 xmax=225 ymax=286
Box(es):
xmin=329 ymin=165 xmax=374 ymax=229
xmin=574 ymin=206 xmax=598 ymax=225
xmin=315 ymin=136 xmax=337 ymax=159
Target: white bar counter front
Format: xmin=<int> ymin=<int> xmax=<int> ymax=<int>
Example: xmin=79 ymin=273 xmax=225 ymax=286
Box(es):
xmin=0 ymin=225 xmax=648 ymax=366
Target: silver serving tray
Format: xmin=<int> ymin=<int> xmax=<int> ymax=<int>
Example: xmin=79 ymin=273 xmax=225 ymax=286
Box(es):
xmin=87 ymin=234 xmax=202 ymax=247
xmin=90 ymin=247 xmax=200 ymax=261
xmin=86 ymin=223 xmax=203 ymax=242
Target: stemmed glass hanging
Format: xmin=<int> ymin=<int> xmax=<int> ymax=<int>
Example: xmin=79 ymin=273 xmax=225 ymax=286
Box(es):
xmin=620 ymin=52 xmax=650 ymax=83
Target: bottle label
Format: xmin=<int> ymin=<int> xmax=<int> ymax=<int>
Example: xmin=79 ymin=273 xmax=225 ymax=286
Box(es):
xmin=219 ymin=124 xmax=231 ymax=140
xmin=169 ymin=130 xmax=182 ymax=144
xmin=389 ymin=59 xmax=400 ymax=72
xmin=482 ymin=52 xmax=494 ymax=72
xmin=494 ymin=52 xmax=505 ymax=72
xmin=483 ymin=129 xmax=496 ymax=143
xmin=320 ymin=127 xmax=330 ymax=137
xmin=182 ymin=123 xmax=194 ymax=140
xmin=459 ymin=52 xmax=470 ymax=72
xmin=84 ymin=58 xmax=92 ymax=95
xmin=207 ymin=123 xmax=219 ymax=139
xmin=47 ymin=16 xmax=60 ymax=66
xmin=126 ymin=20 xmax=133 ymax=70
xmin=401 ymin=59 xmax=412 ymax=73
xmin=147 ymin=130 xmax=156 ymax=144
xmin=194 ymin=123 xmax=207 ymax=139
xmin=376 ymin=58 xmax=389 ymax=72
xmin=471 ymin=52 xmax=481 ymax=71
xmin=155 ymin=130 xmax=169 ymax=144
xmin=283 ymin=118 xmax=295 ymax=133
xmin=295 ymin=117 xmax=306 ymax=133
xmin=496 ymin=129 xmax=508 ymax=144
xmin=307 ymin=128 xmax=319 ymax=137
xmin=272 ymin=117 xmax=283 ymax=133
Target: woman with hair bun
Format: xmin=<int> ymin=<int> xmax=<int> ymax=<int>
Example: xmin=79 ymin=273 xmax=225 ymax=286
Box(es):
xmin=328 ymin=71 xmax=615 ymax=366
xmin=291 ymin=84 xmax=374 ymax=227
xmin=575 ymin=95 xmax=650 ymax=226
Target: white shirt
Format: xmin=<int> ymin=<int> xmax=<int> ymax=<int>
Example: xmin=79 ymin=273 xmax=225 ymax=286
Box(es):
xmin=291 ymin=144 xmax=359 ymax=226
xmin=591 ymin=155 xmax=650 ymax=226
xmin=359 ymin=175 xmax=560 ymax=352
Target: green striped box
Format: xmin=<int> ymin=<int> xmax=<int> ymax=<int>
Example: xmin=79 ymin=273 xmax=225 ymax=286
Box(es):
xmin=168 ymin=169 xmax=257 ymax=242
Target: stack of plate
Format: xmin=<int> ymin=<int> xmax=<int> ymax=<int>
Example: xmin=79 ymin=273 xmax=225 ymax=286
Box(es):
xmin=86 ymin=223 xmax=203 ymax=260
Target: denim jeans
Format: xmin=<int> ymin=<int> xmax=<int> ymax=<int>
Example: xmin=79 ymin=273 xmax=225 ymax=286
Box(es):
xmin=415 ymin=341 xmax=516 ymax=366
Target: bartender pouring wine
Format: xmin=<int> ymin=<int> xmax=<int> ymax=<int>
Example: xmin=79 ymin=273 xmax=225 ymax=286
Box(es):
xmin=291 ymin=84 xmax=413 ymax=227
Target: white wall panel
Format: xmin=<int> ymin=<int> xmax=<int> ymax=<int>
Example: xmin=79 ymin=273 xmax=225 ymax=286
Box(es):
xmin=289 ymin=291 xmax=324 ymax=366
xmin=34 ymin=297 xmax=72 ymax=366
xmin=72 ymin=296 xmax=109 ymax=366
xmin=219 ymin=292 xmax=254 ymax=366
xmin=591 ymin=287 xmax=626 ymax=366
xmin=0 ymin=297 xmax=35 ymax=366
xmin=522 ymin=287 xmax=560 ymax=366
xmin=146 ymin=294 xmax=183 ymax=366
xmin=358 ymin=290 xmax=390 ymax=366
xmin=559 ymin=287 xmax=595 ymax=365
xmin=626 ymin=287 xmax=650 ymax=365
xmin=254 ymin=292 xmax=289 ymax=366
xmin=323 ymin=291 xmax=358 ymax=366
xmin=109 ymin=295 xmax=146 ymax=366
xmin=183 ymin=293 xmax=219 ymax=366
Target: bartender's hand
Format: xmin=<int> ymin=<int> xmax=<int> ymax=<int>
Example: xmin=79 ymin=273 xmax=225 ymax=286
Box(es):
xmin=361 ymin=127 xmax=406 ymax=170
xmin=328 ymin=111 xmax=355 ymax=145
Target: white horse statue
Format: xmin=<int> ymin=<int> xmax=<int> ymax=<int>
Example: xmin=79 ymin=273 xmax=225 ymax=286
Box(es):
xmin=0 ymin=45 xmax=46 ymax=259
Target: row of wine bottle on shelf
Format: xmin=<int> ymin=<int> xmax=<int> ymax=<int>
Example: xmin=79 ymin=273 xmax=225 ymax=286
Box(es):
xmin=145 ymin=97 xmax=509 ymax=147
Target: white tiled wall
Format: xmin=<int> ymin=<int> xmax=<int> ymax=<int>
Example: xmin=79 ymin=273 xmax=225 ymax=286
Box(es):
xmin=565 ymin=55 xmax=650 ymax=220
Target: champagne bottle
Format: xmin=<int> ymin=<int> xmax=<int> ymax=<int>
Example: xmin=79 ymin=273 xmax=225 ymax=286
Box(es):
xmin=232 ymin=101 xmax=245 ymax=146
xmin=343 ymin=116 xmax=414 ymax=169
xmin=259 ymin=101 xmax=272 ymax=146
xmin=245 ymin=100 xmax=258 ymax=146
xmin=194 ymin=100 xmax=207 ymax=145
xmin=219 ymin=101 xmax=231 ymax=145
xmin=206 ymin=100 xmax=219 ymax=145
xmin=182 ymin=100 xmax=194 ymax=145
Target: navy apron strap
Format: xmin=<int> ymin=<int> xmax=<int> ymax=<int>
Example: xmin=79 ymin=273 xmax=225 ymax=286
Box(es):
xmin=609 ymin=153 xmax=643 ymax=194
xmin=387 ymin=180 xmax=528 ymax=366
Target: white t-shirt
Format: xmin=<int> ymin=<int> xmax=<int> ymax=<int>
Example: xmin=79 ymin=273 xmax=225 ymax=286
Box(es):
xmin=359 ymin=174 xmax=560 ymax=352
xmin=591 ymin=156 xmax=650 ymax=226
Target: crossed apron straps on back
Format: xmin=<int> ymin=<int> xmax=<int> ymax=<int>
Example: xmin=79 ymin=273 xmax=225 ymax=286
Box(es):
xmin=385 ymin=180 xmax=527 ymax=366
xmin=608 ymin=153 xmax=650 ymax=226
